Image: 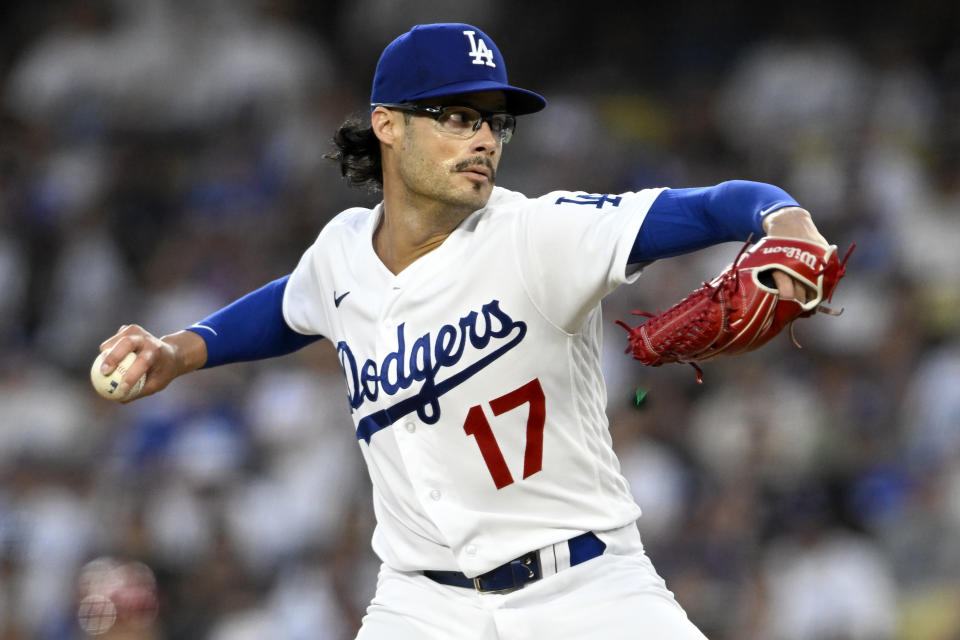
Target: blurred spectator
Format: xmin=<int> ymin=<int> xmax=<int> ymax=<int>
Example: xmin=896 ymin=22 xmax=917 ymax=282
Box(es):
xmin=76 ymin=557 xmax=160 ymax=639
xmin=716 ymin=21 xmax=868 ymax=220
xmin=762 ymin=525 xmax=899 ymax=639
xmin=902 ymin=342 xmax=960 ymax=465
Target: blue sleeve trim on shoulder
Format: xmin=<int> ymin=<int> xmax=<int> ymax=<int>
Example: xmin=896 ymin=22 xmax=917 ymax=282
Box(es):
xmin=186 ymin=275 xmax=322 ymax=368
xmin=629 ymin=180 xmax=799 ymax=263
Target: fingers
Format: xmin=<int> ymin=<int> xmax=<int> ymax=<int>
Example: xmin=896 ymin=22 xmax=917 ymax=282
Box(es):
xmin=770 ymin=270 xmax=811 ymax=305
xmin=97 ymin=324 xmax=161 ymax=398
xmin=98 ymin=325 xmax=144 ymax=373
xmin=120 ymin=349 xmax=155 ymax=400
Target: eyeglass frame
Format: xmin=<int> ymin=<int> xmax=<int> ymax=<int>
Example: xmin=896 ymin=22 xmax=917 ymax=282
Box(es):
xmin=370 ymin=102 xmax=516 ymax=144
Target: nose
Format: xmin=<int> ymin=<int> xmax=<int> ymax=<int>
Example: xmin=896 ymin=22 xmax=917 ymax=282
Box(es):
xmin=470 ymin=120 xmax=499 ymax=154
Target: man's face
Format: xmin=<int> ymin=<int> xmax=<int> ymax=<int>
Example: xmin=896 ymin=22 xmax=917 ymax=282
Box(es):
xmin=394 ymin=91 xmax=507 ymax=212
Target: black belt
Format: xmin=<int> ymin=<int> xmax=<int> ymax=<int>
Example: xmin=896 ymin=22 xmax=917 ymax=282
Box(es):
xmin=423 ymin=532 xmax=606 ymax=594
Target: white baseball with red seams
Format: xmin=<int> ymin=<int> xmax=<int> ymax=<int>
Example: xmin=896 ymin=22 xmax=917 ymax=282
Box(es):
xmin=282 ymin=186 xmax=666 ymax=578
xmin=90 ymin=351 xmax=146 ymax=401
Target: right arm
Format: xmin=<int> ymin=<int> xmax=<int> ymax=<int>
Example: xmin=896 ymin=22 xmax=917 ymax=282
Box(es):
xmin=97 ymin=275 xmax=322 ymax=401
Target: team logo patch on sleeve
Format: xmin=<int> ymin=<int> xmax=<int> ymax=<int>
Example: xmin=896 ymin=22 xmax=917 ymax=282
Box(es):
xmin=554 ymin=193 xmax=622 ymax=209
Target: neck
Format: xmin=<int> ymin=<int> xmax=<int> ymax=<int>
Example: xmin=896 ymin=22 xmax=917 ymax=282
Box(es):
xmin=374 ymin=187 xmax=479 ymax=275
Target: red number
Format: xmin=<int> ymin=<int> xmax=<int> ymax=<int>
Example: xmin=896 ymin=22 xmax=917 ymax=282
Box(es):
xmin=462 ymin=378 xmax=546 ymax=489
xmin=463 ymin=406 xmax=514 ymax=489
xmin=489 ymin=379 xmax=546 ymax=480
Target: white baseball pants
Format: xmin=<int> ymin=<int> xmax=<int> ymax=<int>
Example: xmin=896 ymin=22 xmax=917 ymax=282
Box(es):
xmin=355 ymin=531 xmax=708 ymax=640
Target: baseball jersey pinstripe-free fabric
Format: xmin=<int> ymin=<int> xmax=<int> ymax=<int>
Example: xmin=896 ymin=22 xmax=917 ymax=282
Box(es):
xmin=283 ymin=185 xmax=665 ymax=578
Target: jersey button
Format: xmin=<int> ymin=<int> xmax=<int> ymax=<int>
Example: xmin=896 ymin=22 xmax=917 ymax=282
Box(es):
xmin=465 ymin=545 xmax=477 ymax=557
xmin=429 ymin=489 xmax=442 ymax=501
xmin=405 ymin=422 xmax=416 ymax=433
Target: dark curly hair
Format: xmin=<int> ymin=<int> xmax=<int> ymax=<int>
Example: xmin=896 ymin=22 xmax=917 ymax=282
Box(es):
xmin=326 ymin=110 xmax=413 ymax=191
xmin=325 ymin=116 xmax=383 ymax=191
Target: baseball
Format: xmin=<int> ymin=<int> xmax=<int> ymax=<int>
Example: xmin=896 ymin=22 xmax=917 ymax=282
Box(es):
xmin=90 ymin=351 xmax=145 ymax=401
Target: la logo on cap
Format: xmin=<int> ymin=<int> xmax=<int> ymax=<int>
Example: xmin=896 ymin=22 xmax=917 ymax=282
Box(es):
xmin=370 ymin=23 xmax=546 ymax=116
xmin=463 ymin=30 xmax=496 ymax=68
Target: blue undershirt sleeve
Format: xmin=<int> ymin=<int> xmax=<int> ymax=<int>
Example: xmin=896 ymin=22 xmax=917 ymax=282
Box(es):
xmin=185 ymin=275 xmax=322 ymax=369
xmin=629 ymin=180 xmax=800 ymax=264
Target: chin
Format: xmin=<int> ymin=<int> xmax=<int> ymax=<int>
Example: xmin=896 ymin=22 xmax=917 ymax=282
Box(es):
xmin=439 ymin=187 xmax=490 ymax=213
xmin=466 ymin=182 xmax=494 ymax=206
xmin=465 ymin=193 xmax=492 ymax=211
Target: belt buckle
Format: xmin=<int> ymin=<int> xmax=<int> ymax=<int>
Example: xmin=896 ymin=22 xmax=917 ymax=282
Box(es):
xmin=473 ymin=553 xmax=541 ymax=594
xmin=472 ymin=577 xmax=527 ymax=595
xmin=473 ymin=576 xmax=504 ymax=593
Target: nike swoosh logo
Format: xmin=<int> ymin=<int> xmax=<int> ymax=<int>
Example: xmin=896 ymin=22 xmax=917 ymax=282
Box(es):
xmin=334 ymin=291 xmax=350 ymax=307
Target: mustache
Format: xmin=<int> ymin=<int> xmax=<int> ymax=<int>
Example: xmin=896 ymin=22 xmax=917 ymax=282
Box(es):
xmin=454 ymin=156 xmax=496 ymax=181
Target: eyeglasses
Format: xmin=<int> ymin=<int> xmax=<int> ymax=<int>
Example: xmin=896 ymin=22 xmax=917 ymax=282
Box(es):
xmin=371 ymin=103 xmax=516 ymax=144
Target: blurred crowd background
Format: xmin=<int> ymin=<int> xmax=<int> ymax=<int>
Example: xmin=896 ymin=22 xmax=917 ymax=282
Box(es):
xmin=0 ymin=1 xmax=958 ymax=638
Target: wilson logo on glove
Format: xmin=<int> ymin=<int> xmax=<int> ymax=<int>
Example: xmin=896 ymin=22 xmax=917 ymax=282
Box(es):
xmin=615 ymin=235 xmax=855 ymax=383
xmin=759 ymin=245 xmax=820 ymax=269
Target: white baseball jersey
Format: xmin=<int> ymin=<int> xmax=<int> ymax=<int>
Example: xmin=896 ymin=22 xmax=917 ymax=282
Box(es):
xmin=283 ymin=185 xmax=665 ymax=578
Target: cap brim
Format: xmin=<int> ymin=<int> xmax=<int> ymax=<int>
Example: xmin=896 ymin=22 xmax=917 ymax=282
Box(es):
xmin=408 ymin=79 xmax=546 ymax=116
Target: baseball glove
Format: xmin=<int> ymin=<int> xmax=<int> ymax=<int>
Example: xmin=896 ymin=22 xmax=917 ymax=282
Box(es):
xmin=615 ymin=235 xmax=854 ymax=382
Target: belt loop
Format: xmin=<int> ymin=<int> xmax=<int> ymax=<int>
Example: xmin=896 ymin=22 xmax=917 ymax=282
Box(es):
xmin=553 ymin=538 xmax=572 ymax=572
xmin=538 ymin=544 xmax=558 ymax=577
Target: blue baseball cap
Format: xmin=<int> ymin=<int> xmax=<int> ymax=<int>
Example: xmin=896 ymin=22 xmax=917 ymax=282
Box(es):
xmin=370 ymin=23 xmax=546 ymax=116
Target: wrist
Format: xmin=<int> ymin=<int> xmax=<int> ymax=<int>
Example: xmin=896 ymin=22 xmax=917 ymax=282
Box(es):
xmin=761 ymin=206 xmax=827 ymax=246
xmin=762 ymin=206 xmax=808 ymax=231
xmin=161 ymin=329 xmax=208 ymax=375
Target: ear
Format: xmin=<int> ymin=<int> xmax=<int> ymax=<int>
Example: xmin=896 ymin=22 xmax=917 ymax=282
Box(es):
xmin=371 ymin=106 xmax=402 ymax=147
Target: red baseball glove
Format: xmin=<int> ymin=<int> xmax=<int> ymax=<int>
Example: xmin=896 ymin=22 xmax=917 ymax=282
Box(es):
xmin=615 ymin=235 xmax=854 ymax=382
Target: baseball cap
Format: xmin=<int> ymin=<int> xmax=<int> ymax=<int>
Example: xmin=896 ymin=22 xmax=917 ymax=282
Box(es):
xmin=371 ymin=23 xmax=546 ymax=115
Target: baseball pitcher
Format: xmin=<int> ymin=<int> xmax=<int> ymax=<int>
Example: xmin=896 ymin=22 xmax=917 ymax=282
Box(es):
xmin=95 ymin=24 xmax=847 ymax=639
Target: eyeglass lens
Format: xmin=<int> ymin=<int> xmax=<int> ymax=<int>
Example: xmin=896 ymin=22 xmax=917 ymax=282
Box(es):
xmin=436 ymin=107 xmax=514 ymax=143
